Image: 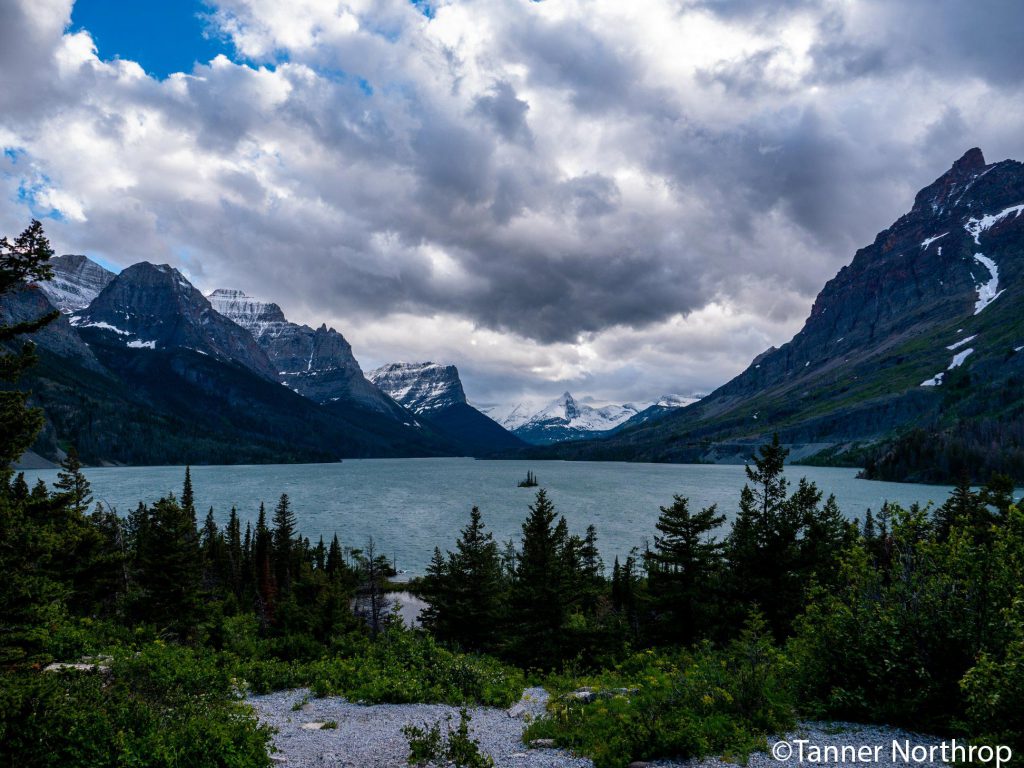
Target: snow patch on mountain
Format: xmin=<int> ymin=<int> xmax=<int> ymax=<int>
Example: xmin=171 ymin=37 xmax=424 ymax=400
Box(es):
xmin=946 ymin=334 xmax=977 ymax=351
xmin=971 ymin=254 xmax=1004 ymax=314
xmin=948 ymin=348 xmax=974 ymax=369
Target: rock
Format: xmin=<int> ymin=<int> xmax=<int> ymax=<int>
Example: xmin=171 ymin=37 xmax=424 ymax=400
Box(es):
xmin=269 ymin=755 xmax=287 ymax=763
xmin=300 ymin=722 xmax=326 ymax=730
xmin=44 ymin=662 xmax=111 ymax=674
xmin=627 ymin=762 xmax=652 ymax=768
xmin=528 ymin=739 xmax=557 ymax=748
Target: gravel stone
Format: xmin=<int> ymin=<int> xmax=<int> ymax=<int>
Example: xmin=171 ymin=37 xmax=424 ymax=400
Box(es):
xmin=249 ymin=692 xmax=950 ymax=768
xmin=249 ymin=687 xmax=590 ymax=768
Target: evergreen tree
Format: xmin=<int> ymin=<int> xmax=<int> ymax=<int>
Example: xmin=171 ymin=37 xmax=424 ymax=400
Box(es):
xmin=136 ymin=496 xmax=203 ymax=636
xmin=181 ymin=466 xmax=196 ymax=517
xmin=226 ymin=506 xmax=243 ymax=598
xmin=253 ymin=503 xmax=276 ymax=624
xmin=445 ymin=507 xmax=504 ymax=651
xmin=272 ymin=493 xmax=297 ymax=595
xmin=644 ymin=495 xmax=726 ymax=645
xmin=578 ymin=524 xmax=604 ymax=612
xmin=510 ymin=490 xmax=571 ymax=666
xmin=326 ymin=533 xmax=344 ymax=579
xmin=53 ymin=447 xmax=92 ymax=515
xmin=418 ymin=546 xmax=450 ymax=636
xmin=935 ymin=477 xmax=990 ymax=542
xmin=0 ymin=220 xmax=58 ymax=473
xmin=727 ymin=436 xmax=839 ymax=636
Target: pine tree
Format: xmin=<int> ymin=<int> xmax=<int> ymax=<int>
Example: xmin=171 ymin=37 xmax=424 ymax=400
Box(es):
xmin=226 ymin=506 xmax=243 ymax=597
xmin=0 ymin=220 xmax=58 ymax=473
xmin=578 ymin=524 xmax=604 ymax=612
xmin=326 ymin=533 xmax=344 ymax=579
xmin=645 ymin=495 xmax=726 ymax=645
xmin=136 ymin=496 xmax=203 ymax=636
xmin=510 ymin=490 xmax=571 ymax=666
xmin=53 ymin=447 xmax=92 ymax=515
xmin=727 ymin=436 xmax=825 ymax=636
xmin=181 ymin=466 xmax=196 ymax=518
xmin=272 ymin=493 xmax=297 ymax=595
xmin=419 ymin=547 xmax=450 ymax=636
xmin=445 ymin=507 xmax=504 ymax=651
xmin=935 ymin=477 xmax=989 ymax=541
xmin=253 ymin=502 xmax=276 ymax=624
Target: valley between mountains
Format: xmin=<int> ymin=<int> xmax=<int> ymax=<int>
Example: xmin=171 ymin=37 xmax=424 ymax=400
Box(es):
xmin=4 ymin=148 xmax=1024 ymax=481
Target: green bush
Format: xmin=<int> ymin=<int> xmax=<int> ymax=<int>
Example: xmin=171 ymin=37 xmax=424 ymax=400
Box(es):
xmin=402 ymin=708 xmax=494 ymax=768
xmin=524 ymin=615 xmax=794 ymax=768
xmin=308 ymin=629 xmax=523 ymax=707
xmin=0 ymin=649 xmax=272 ymax=768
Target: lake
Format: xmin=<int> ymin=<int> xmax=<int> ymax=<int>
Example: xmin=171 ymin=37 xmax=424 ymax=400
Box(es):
xmin=22 ymin=459 xmax=959 ymax=576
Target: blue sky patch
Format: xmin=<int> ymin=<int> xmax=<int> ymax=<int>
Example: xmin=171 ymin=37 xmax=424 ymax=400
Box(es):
xmin=70 ymin=0 xmax=232 ymax=79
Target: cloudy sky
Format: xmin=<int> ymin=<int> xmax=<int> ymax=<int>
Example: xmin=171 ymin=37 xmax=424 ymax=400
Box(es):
xmin=2 ymin=0 xmax=1024 ymax=413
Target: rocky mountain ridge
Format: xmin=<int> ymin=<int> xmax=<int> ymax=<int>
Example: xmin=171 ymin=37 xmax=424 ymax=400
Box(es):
xmin=74 ymin=263 xmax=279 ymax=380
xmin=208 ymin=288 xmax=401 ymax=416
xmin=543 ymin=148 xmax=1024 ymax=478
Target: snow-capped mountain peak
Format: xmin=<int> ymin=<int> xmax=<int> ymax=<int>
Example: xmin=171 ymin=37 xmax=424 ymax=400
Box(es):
xmin=207 ymin=288 xmax=288 ymax=340
xmin=368 ymin=362 xmax=467 ymax=413
xmin=36 ymin=254 xmax=115 ymax=312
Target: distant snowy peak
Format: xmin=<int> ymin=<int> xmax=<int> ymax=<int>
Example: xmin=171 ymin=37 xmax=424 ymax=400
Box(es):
xmin=493 ymin=391 xmax=700 ymax=444
xmin=37 ymin=254 xmax=115 ymax=312
xmin=529 ymin=392 xmax=639 ymax=431
xmin=368 ymin=362 xmax=467 ymax=413
xmin=207 ymin=288 xmax=288 ymax=339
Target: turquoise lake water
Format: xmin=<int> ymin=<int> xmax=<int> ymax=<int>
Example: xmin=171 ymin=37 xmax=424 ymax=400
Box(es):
xmin=22 ymin=459 xmax=957 ymax=576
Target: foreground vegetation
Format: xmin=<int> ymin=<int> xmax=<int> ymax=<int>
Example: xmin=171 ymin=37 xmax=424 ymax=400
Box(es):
xmin=2 ymin=222 xmax=1023 ymax=767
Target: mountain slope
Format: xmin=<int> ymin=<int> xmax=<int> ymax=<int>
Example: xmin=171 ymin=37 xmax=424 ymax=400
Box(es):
xmin=36 ymin=254 xmax=115 ymax=312
xmin=545 ymin=148 xmax=1024 ymax=477
xmin=208 ymin=288 xmax=402 ymax=417
xmin=14 ymin=265 xmax=456 ymax=465
xmin=76 ymin=264 xmax=278 ymax=380
xmin=369 ymin=362 xmax=524 ymax=454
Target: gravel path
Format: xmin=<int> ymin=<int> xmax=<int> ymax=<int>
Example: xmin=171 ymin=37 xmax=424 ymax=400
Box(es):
xmin=249 ymin=687 xmax=590 ymax=768
xmin=249 ymin=690 xmax=949 ymax=768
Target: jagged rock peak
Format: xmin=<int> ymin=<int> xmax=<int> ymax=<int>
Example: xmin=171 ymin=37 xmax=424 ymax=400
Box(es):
xmin=208 ymin=288 xmax=288 ymax=335
xmin=77 ymin=263 xmax=278 ymax=380
xmin=368 ymin=362 xmax=468 ymax=413
xmin=37 ymin=253 xmax=116 ymax=312
xmin=953 ymin=147 xmax=986 ymax=173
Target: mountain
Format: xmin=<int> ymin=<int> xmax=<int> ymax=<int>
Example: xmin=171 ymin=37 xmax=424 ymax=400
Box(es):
xmin=36 ymin=254 xmax=115 ymax=312
xmin=14 ymin=262 xmax=456 ymax=465
xmin=543 ymin=148 xmax=1024 ymax=480
xmin=501 ymin=392 xmax=647 ymax=445
xmin=75 ymin=264 xmax=278 ymax=380
xmin=616 ymin=394 xmax=702 ymax=431
xmin=368 ymin=362 xmax=524 ymax=454
xmin=208 ymin=288 xmax=402 ymax=416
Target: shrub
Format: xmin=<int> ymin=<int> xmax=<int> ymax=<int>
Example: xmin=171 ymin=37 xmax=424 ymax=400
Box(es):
xmin=524 ymin=615 xmax=794 ymax=768
xmin=402 ymin=708 xmax=494 ymax=768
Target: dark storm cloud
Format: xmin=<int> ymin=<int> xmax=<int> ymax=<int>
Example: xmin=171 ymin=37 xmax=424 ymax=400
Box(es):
xmin=471 ymin=81 xmax=533 ymax=146
xmin=5 ymin=0 xmax=1024 ymax=404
